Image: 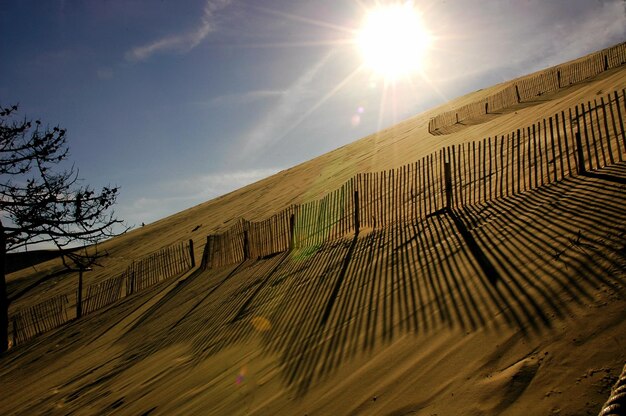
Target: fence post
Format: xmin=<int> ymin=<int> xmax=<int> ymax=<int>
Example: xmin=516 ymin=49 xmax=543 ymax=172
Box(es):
xmin=243 ymin=230 xmax=250 ymax=260
xmin=289 ymin=213 xmax=295 ymax=251
xmin=188 ymin=239 xmax=195 ymax=268
xmin=354 ymin=190 xmax=360 ymax=235
xmin=204 ymin=235 xmax=212 ymax=269
xmin=575 ymin=131 xmax=586 ymax=174
xmin=11 ymin=316 xmax=17 ymax=348
xmin=444 ymin=161 xmax=452 ymax=209
xmin=515 ymin=85 xmax=521 ymax=103
xmin=76 ymin=269 xmax=83 ymax=319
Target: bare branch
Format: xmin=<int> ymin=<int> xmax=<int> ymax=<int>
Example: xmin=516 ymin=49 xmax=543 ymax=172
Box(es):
xmin=0 ymin=103 xmax=128 ymax=251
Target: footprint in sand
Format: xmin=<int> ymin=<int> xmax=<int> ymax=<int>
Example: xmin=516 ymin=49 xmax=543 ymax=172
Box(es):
xmin=477 ymin=356 xmax=541 ymax=413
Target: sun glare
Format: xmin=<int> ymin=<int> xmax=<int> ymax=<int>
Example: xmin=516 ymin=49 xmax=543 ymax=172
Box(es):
xmin=357 ymin=2 xmax=432 ymax=80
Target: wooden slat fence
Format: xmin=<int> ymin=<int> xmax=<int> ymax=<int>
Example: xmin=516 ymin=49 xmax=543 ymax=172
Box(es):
xmin=125 ymin=240 xmax=194 ymax=295
xmin=429 ymin=42 xmax=626 ymax=134
xmin=247 ymin=205 xmax=296 ymax=258
xmin=292 ymin=180 xmax=355 ymax=249
xmin=13 ymin=88 xmax=622 ymax=346
xmin=203 ymin=88 xmax=626 ymax=268
xmin=202 ymin=220 xmax=246 ymax=269
xmin=448 ymin=89 xmax=626 ymax=204
xmin=9 ymin=239 xmax=195 ymax=348
xmin=11 ymin=294 xmax=69 ymax=346
xmin=10 ymin=87 xmax=624 ymax=349
xmin=82 ymin=275 xmax=125 ymax=315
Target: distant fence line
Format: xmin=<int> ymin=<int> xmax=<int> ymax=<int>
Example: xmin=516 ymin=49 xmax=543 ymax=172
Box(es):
xmin=201 ymin=88 xmax=626 ymax=269
xmin=428 ymin=42 xmax=626 ymax=135
xmin=9 ymin=89 xmax=626 ymax=347
xmin=10 ymin=240 xmax=194 ymax=347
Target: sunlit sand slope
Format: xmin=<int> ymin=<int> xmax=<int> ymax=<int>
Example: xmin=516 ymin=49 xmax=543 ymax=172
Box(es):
xmin=1 ymin=47 xmax=625 ymax=416
xmin=1 ymin=164 xmax=625 ymax=415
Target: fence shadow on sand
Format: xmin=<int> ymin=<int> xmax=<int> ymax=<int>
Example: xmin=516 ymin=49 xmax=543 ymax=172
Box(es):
xmin=117 ymin=162 xmax=626 ymax=397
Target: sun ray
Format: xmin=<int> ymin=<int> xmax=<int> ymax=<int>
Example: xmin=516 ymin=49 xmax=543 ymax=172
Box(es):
xmin=248 ymin=4 xmax=359 ymax=36
xmin=227 ymin=39 xmax=355 ymax=49
xmin=276 ymin=60 xmax=368 ymax=143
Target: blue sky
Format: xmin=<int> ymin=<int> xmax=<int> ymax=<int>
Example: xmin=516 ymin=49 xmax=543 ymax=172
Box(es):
xmin=1 ymin=0 xmax=624 ymax=228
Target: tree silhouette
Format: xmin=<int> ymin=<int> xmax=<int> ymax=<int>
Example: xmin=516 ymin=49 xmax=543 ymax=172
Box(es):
xmin=0 ymin=104 xmax=126 ymax=353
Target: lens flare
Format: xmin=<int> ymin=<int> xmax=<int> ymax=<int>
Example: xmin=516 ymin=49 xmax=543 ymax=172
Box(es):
xmin=250 ymin=316 xmax=272 ymax=332
xmin=236 ymin=365 xmax=248 ymax=385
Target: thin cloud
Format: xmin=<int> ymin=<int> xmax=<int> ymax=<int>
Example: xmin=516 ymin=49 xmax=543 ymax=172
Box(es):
xmin=427 ymin=0 xmax=626 ymax=88
xmin=541 ymin=0 xmax=625 ymax=66
xmin=125 ymin=0 xmax=232 ymax=62
xmin=119 ymin=167 xmax=280 ymax=226
xmin=205 ymin=90 xmax=285 ymax=107
xmin=240 ymin=50 xmax=336 ymax=157
xmin=490 ymin=0 xmax=626 ymax=71
xmin=96 ymin=68 xmax=114 ymax=79
xmin=170 ymin=168 xmax=281 ymax=198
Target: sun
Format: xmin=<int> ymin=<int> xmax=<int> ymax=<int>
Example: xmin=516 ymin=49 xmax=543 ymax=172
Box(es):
xmin=356 ymin=2 xmax=432 ymax=80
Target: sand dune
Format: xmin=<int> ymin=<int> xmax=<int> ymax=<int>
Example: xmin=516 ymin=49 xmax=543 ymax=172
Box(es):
xmin=1 ymin=46 xmax=625 ymax=415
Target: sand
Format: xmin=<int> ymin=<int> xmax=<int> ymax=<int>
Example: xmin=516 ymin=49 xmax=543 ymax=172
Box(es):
xmin=1 ymin=51 xmax=625 ymax=415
